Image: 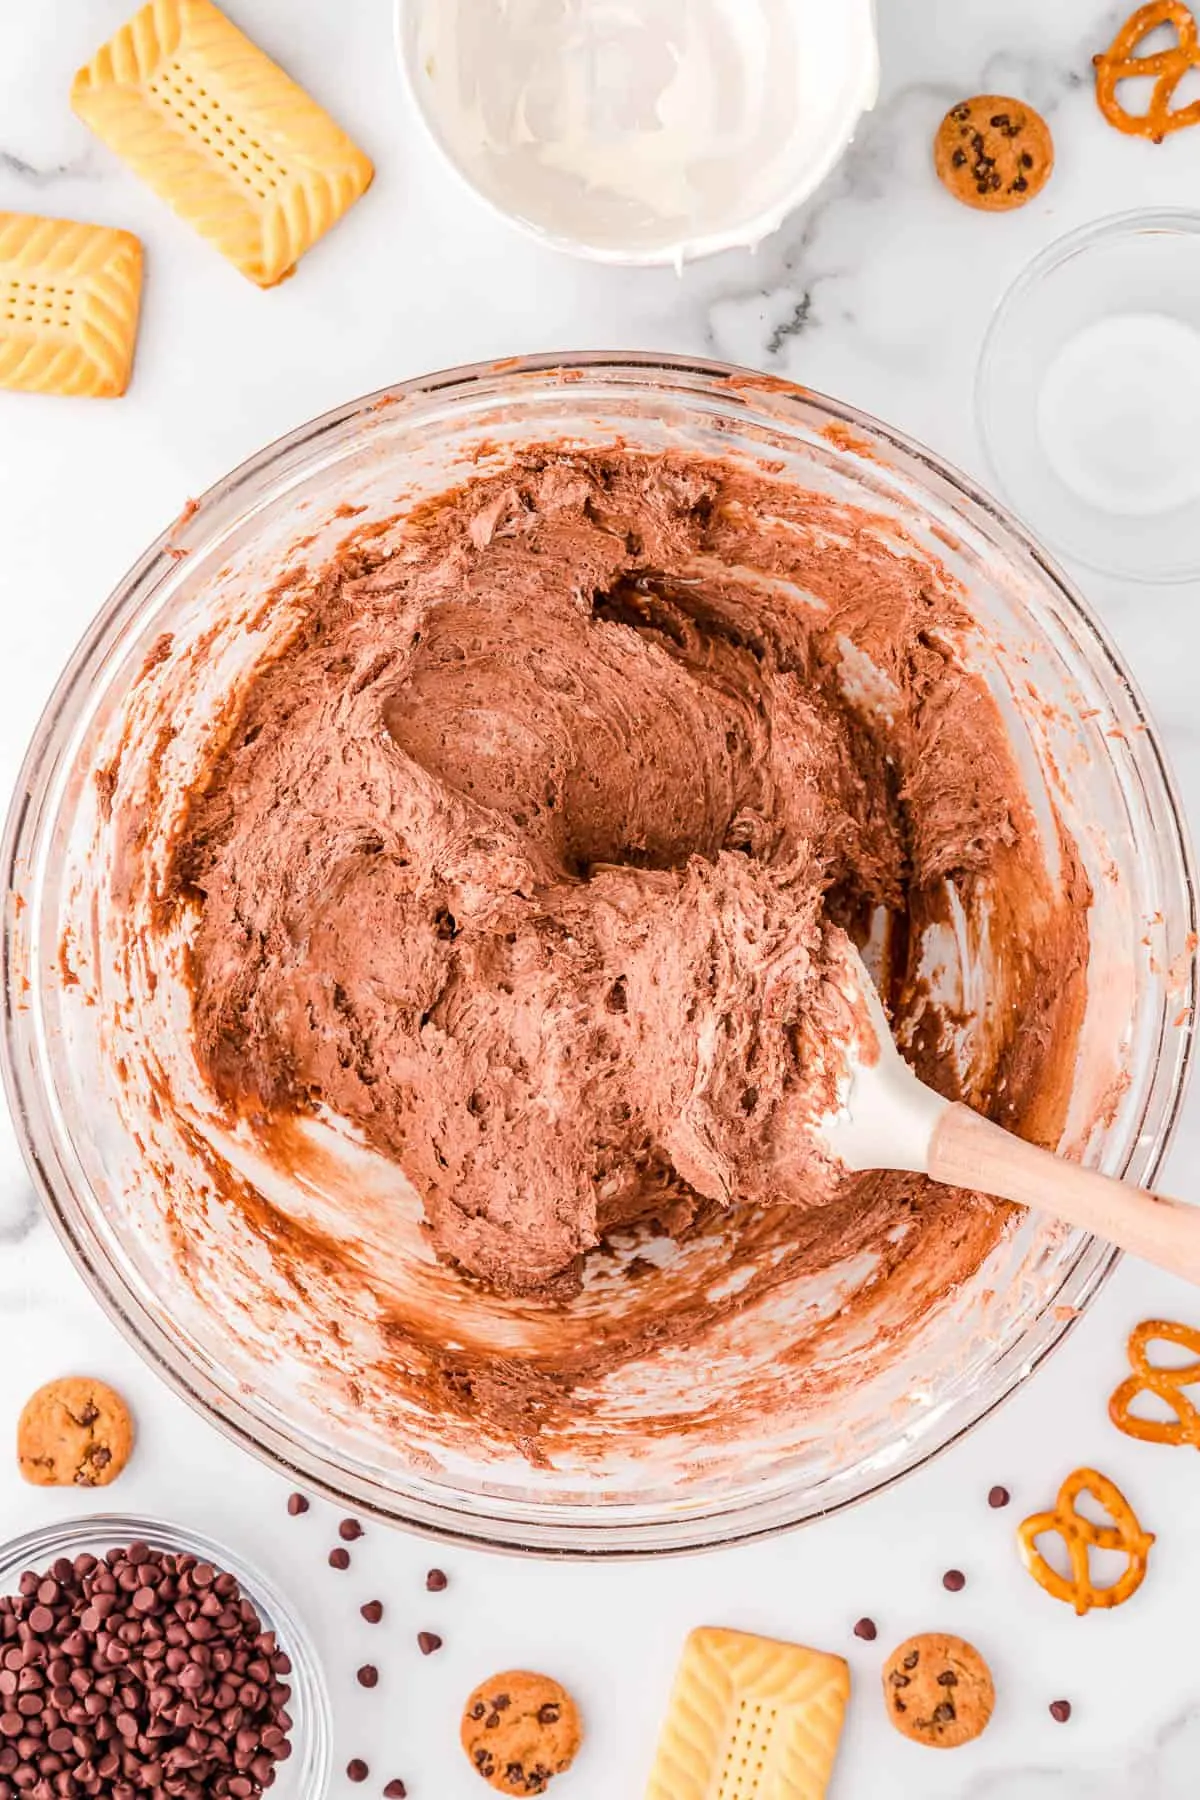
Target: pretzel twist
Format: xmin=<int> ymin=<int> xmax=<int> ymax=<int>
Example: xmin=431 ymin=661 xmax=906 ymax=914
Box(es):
xmin=1017 ymin=1467 xmax=1154 ymax=1615
xmin=1094 ymin=1 xmax=1200 ymax=142
xmin=1110 ymin=1318 xmax=1200 ymax=1448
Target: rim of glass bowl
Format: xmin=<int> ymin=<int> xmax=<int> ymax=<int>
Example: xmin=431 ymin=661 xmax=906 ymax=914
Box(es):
xmin=2 ymin=352 xmax=1196 ymax=1557
xmin=0 ymin=1514 xmax=331 ymax=1800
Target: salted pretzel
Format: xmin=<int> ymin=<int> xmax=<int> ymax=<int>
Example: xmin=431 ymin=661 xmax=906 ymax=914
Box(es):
xmin=1094 ymin=1 xmax=1200 ymax=142
xmin=1110 ymin=1318 xmax=1200 ymax=1448
xmin=1017 ymin=1467 xmax=1154 ymax=1614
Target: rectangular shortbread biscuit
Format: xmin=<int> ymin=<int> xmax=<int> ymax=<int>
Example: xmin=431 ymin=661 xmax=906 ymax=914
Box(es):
xmin=0 ymin=213 xmax=143 ymax=398
xmin=72 ymin=0 xmax=373 ymax=287
xmin=645 ymin=1627 xmax=850 ymax=1800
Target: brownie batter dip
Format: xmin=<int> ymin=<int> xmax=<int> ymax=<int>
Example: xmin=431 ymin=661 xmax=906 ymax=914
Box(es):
xmin=80 ymin=443 xmax=1091 ymax=1479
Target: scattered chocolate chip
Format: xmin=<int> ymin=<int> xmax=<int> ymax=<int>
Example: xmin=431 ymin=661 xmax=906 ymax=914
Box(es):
xmin=853 ymin=1618 xmax=877 ymax=1642
xmin=536 ymin=1704 xmax=560 ymax=1726
xmin=889 ymin=1673 xmax=911 ymax=1689
xmin=988 ymin=1485 xmax=1010 ymax=1509
xmin=338 ymin=1520 xmax=364 ymax=1543
xmin=1049 ymin=1699 xmax=1072 ymax=1723
xmin=952 ymin=149 xmax=967 ymax=167
xmin=416 ymin=1633 xmax=442 ymax=1657
xmin=383 ymin=1784 xmax=407 ymax=1798
xmin=328 ymin=1549 xmax=351 ymax=1571
xmin=942 ymin=1569 xmax=966 ymax=1592
xmin=902 ymin=1652 xmax=920 ymax=1672
xmin=285 ymin=1494 xmax=309 ymax=1516
xmin=356 ymin=1667 xmax=378 ymax=1690
xmin=360 ymin=1602 xmax=383 ymax=1625
xmin=485 ymin=1712 xmax=500 ymax=1729
xmin=932 ymin=1701 xmax=956 ymax=1724
xmin=425 ymin=1570 xmax=447 ymax=1593
xmin=470 ymin=1703 xmax=486 ymax=1722
xmin=347 ymin=1758 xmax=369 ymax=1782
xmin=1020 ymin=152 xmax=1034 ymax=168
xmin=936 ymin=1671 xmax=958 ymax=1687
xmin=493 ymin=1694 xmax=510 ymax=1711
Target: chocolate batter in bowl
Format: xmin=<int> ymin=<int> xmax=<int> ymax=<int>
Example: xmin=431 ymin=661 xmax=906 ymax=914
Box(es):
xmin=4 ymin=356 xmax=1195 ymax=1553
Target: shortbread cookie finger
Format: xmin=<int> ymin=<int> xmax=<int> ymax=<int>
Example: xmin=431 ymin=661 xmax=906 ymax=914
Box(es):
xmin=72 ymin=0 xmax=373 ymax=287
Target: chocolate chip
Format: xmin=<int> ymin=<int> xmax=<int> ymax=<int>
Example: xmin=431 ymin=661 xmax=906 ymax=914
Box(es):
xmin=852 ymin=1618 xmax=877 ymax=1642
xmin=383 ymin=1784 xmax=407 ymax=1798
xmin=988 ymin=1485 xmax=1010 ymax=1509
xmin=359 ymin=1603 xmax=383 ymax=1625
xmin=0 ymin=1544 xmax=292 ymax=1800
xmin=356 ymin=1668 xmax=378 ymax=1690
xmin=902 ymin=1652 xmax=920 ymax=1672
xmin=346 ymin=1759 xmax=369 ymax=1783
xmin=338 ymin=1521 xmax=363 ymax=1543
xmin=1049 ymin=1699 xmax=1072 ymax=1723
xmin=327 ymin=1550 xmax=350 ymax=1572
xmin=936 ymin=1670 xmax=958 ymax=1686
xmin=889 ymin=1673 xmax=910 ymax=1689
xmin=416 ymin=1634 xmax=442 ymax=1657
xmin=1020 ymin=152 xmax=1034 ymax=169
xmin=470 ymin=1704 xmax=486 ymax=1722
xmin=942 ymin=1569 xmax=966 ymax=1592
xmin=285 ymin=1496 xmax=308 ymax=1517
xmin=493 ymin=1695 xmax=510 ymax=1711
xmin=485 ymin=1713 xmax=500 ymax=1730
xmin=536 ymin=1704 xmax=560 ymax=1726
xmin=473 ymin=1751 xmax=495 ymax=1776
xmin=425 ymin=1570 xmax=448 ymax=1593
xmin=932 ymin=1702 xmax=956 ymax=1724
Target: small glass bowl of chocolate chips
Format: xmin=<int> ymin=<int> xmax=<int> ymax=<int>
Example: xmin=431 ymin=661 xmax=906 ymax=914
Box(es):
xmin=0 ymin=1517 xmax=331 ymax=1800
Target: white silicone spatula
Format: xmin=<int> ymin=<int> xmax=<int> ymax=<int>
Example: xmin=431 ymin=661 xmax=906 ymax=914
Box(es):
xmin=815 ymin=940 xmax=1200 ymax=1284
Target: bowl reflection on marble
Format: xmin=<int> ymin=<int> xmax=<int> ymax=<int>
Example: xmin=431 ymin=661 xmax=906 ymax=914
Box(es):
xmin=2 ymin=355 xmax=1195 ymax=1555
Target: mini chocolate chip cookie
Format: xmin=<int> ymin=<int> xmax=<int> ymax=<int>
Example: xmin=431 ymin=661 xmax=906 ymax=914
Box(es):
xmin=934 ymin=95 xmax=1054 ymax=210
xmin=882 ymin=1632 xmax=995 ymax=1748
xmin=461 ymin=1671 xmax=582 ymax=1795
xmin=17 ymin=1376 xmax=134 ymax=1487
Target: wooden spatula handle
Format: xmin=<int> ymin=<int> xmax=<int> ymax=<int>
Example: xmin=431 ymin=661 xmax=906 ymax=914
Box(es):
xmin=929 ymin=1103 xmax=1200 ymax=1286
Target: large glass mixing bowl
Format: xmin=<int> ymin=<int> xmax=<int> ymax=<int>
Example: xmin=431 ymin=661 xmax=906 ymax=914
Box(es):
xmin=2 ymin=355 xmax=1195 ymax=1554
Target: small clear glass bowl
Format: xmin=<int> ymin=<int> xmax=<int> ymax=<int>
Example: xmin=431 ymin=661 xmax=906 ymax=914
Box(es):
xmin=977 ymin=209 xmax=1200 ymax=582
xmin=2 ymin=354 xmax=1196 ymax=1556
xmin=0 ymin=1516 xmax=331 ymax=1800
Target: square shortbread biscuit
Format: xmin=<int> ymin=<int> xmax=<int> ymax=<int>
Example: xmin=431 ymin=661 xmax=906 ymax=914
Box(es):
xmin=645 ymin=1627 xmax=851 ymax=1800
xmin=72 ymin=0 xmax=373 ymax=287
xmin=0 ymin=213 xmax=143 ymax=397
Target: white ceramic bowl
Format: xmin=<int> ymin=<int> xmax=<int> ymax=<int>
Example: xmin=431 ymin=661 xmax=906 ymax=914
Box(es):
xmin=396 ymin=0 xmax=880 ymax=265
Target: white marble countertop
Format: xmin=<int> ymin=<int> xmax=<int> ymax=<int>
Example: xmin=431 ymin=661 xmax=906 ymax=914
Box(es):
xmin=4 ymin=2 xmax=1200 ymax=1795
